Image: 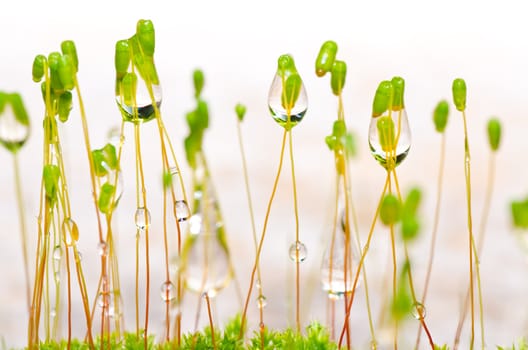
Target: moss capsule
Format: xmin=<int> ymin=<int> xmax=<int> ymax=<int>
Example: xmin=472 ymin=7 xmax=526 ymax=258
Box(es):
xmin=98 ymin=182 xmax=116 ymax=214
xmin=58 ymin=55 xmax=75 ymax=91
xmin=391 ymin=77 xmax=405 ymax=110
xmin=433 ymin=100 xmax=449 ymax=133
xmin=115 ymin=40 xmax=131 ymax=78
xmin=136 ymin=19 xmax=155 ymax=56
xmin=487 ymin=118 xmax=501 ymax=151
xmin=43 ymin=164 xmax=60 ymax=205
xmin=193 ymin=69 xmax=204 ymax=98
xmin=61 ymin=40 xmax=78 ymax=72
xmin=9 ymin=93 xmax=30 ymax=126
xmin=452 ymin=78 xmax=467 ymax=112
xmin=330 ymin=60 xmax=347 ymax=96
xmin=380 ymin=194 xmax=401 ymax=225
xmin=58 ymin=92 xmax=73 ymax=123
xmin=121 ymin=72 xmax=138 ymax=107
xmin=377 ymin=116 xmax=395 ymax=153
xmin=372 ymin=80 xmax=393 ymax=117
xmin=315 ymin=40 xmax=337 ymax=77
xmin=281 ymin=73 xmax=302 ymax=110
xmin=235 ymin=103 xmax=246 ymax=122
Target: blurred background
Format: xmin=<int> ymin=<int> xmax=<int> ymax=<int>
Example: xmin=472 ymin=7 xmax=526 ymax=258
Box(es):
xmin=1 ymin=0 xmax=528 ymax=348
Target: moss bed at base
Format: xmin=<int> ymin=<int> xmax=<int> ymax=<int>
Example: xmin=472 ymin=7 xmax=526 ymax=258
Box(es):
xmin=2 ymin=17 xmax=528 ymax=350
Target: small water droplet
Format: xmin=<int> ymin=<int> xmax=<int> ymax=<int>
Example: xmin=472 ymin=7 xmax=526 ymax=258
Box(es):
xmin=257 ymin=295 xmax=267 ymax=309
xmin=412 ymin=302 xmax=426 ymax=320
xmin=135 ymin=207 xmax=151 ymax=230
xmin=98 ymin=241 xmax=108 ymax=257
xmin=97 ymin=292 xmax=111 ymax=308
xmin=160 ymin=281 xmax=176 ymax=301
xmin=174 ymin=200 xmax=190 ymax=222
xmin=0 ymin=102 xmax=30 ymax=153
xmin=62 ymin=218 xmax=79 ymax=246
xmin=53 ymin=246 xmax=62 ymax=260
xmin=116 ymin=79 xmax=162 ymax=123
xmin=169 ymin=255 xmax=182 ymax=275
xmin=288 ymin=241 xmax=307 ymax=262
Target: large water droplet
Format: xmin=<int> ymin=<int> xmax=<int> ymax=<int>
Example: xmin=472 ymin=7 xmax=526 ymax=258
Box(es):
xmin=116 ymin=80 xmax=162 ymax=123
xmin=0 ymin=103 xmax=30 ymax=153
xmin=288 ymin=241 xmax=307 ymax=262
xmin=368 ymin=109 xmax=411 ymax=169
xmin=175 ymin=200 xmax=190 ymax=222
xmin=160 ymin=281 xmax=176 ymax=301
xmin=62 ymin=218 xmax=79 ymax=246
xmin=135 ymin=207 xmax=151 ymax=230
xmin=268 ymin=73 xmax=308 ymax=129
xmin=412 ymin=302 xmax=426 ymax=320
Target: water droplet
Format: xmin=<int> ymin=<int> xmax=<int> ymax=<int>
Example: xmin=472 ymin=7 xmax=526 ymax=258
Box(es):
xmin=174 ymin=200 xmax=190 ymax=222
xmin=412 ymin=302 xmax=426 ymax=320
xmin=370 ymin=340 xmax=378 ymax=350
xmin=97 ymin=241 xmax=108 ymax=257
xmin=75 ymin=251 xmax=83 ymax=262
xmin=135 ymin=207 xmax=151 ymax=230
xmin=106 ymin=126 xmax=123 ymax=146
xmin=53 ymin=245 xmax=62 ymax=260
xmin=97 ymin=292 xmax=112 ymax=309
xmin=116 ymin=78 xmax=162 ymax=123
xmin=257 ymin=295 xmax=267 ymax=309
xmin=62 ymin=218 xmax=79 ymax=246
xmin=368 ymin=109 xmax=411 ymax=169
xmin=160 ymin=281 xmax=176 ymax=301
xmin=288 ymin=241 xmax=307 ymax=262
xmin=189 ymin=214 xmax=202 ymax=235
xmin=268 ymin=73 xmax=308 ymax=129
xmin=0 ymin=102 xmax=30 ymax=153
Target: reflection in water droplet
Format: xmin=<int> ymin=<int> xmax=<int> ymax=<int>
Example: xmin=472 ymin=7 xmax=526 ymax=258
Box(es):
xmin=175 ymin=200 xmax=190 ymax=222
xmin=257 ymin=295 xmax=267 ymax=309
xmin=368 ymin=109 xmax=411 ymax=169
xmin=160 ymin=281 xmax=176 ymax=301
xmin=116 ymin=81 xmax=162 ymax=123
xmin=268 ymin=74 xmax=308 ymax=129
xmin=288 ymin=241 xmax=307 ymax=262
xmin=0 ymin=103 xmax=30 ymax=153
xmin=97 ymin=241 xmax=108 ymax=257
xmin=412 ymin=302 xmax=426 ymax=320
xmin=135 ymin=207 xmax=151 ymax=230
xmin=53 ymin=246 xmax=62 ymax=260
xmin=62 ymin=218 xmax=79 ymax=246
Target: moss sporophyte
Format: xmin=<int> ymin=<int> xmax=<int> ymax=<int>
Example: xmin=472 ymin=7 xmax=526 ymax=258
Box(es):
xmin=2 ymin=18 xmax=524 ymax=350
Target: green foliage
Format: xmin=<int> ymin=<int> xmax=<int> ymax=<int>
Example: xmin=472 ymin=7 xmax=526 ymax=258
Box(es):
xmin=497 ymin=338 xmax=528 ymax=350
xmin=434 ymin=345 xmax=450 ymax=350
xmin=184 ymin=71 xmax=210 ymax=169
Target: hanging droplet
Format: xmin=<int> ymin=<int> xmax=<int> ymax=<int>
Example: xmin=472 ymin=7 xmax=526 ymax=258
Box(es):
xmin=368 ymin=109 xmax=411 ymax=169
xmin=116 ymin=75 xmax=162 ymax=123
xmin=268 ymin=73 xmax=308 ymax=129
xmin=288 ymin=241 xmax=307 ymax=262
xmin=97 ymin=241 xmax=108 ymax=257
xmin=160 ymin=281 xmax=176 ymax=301
xmin=175 ymin=200 xmax=190 ymax=222
xmin=53 ymin=245 xmax=62 ymax=260
xmin=412 ymin=302 xmax=426 ymax=320
xmin=256 ymin=295 xmax=267 ymax=309
xmin=135 ymin=207 xmax=151 ymax=230
xmin=0 ymin=103 xmax=30 ymax=153
xmin=62 ymin=218 xmax=79 ymax=246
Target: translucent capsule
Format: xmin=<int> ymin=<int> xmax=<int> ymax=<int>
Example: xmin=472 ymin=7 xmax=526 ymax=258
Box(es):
xmin=160 ymin=281 xmax=176 ymax=301
xmin=174 ymin=200 xmax=190 ymax=222
xmin=0 ymin=98 xmax=30 ymax=153
xmin=116 ymin=73 xmax=162 ymax=123
xmin=62 ymin=218 xmax=79 ymax=246
xmin=135 ymin=207 xmax=151 ymax=230
xmin=268 ymin=73 xmax=307 ymax=129
xmin=288 ymin=241 xmax=307 ymax=262
xmin=368 ymin=109 xmax=411 ymax=169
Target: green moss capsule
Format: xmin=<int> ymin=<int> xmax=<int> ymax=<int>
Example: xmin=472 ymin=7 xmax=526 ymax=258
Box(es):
xmin=377 ymin=116 xmax=395 ymax=153
xmin=136 ymin=19 xmax=155 ymax=57
xmin=511 ymin=198 xmax=528 ymax=229
xmin=391 ymin=77 xmax=405 ymax=110
xmin=103 ymin=143 xmax=118 ymax=170
xmin=121 ymin=72 xmax=138 ymax=107
xmin=61 ymin=40 xmax=78 ymax=72
xmin=58 ymin=92 xmax=73 ymax=123
xmin=372 ymin=81 xmax=393 ymax=117
xmin=278 ymin=54 xmax=297 ymax=77
xmin=330 ymin=60 xmax=347 ymax=96
xmin=48 ymin=52 xmax=64 ymax=93
xmin=452 ymin=78 xmax=467 ymax=112
xmin=193 ymin=69 xmax=204 ymax=98
xmin=380 ymin=194 xmax=401 ymax=225
xmin=487 ymin=118 xmax=501 ymax=151
xmin=235 ymin=103 xmax=246 ymax=122
xmin=98 ymin=182 xmax=116 ymax=214
xmin=9 ymin=93 xmax=30 ymax=126
xmin=115 ymin=40 xmax=131 ymax=78
xmin=315 ymin=40 xmax=337 ymax=77
xmin=433 ymin=100 xmax=449 ymax=133
xmin=32 ymin=55 xmax=46 ymax=83
xmin=92 ymin=149 xmax=108 ymax=177
xmin=58 ymin=55 xmax=75 ymax=91
xmin=43 ymin=165 xmax=60 ymax=205
xmin=281 ymin=73 xmax=302 ymax=110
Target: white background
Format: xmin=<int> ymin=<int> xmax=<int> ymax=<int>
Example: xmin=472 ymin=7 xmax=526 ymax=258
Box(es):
xmin=1 ymin=0 xmax=528 ymax=348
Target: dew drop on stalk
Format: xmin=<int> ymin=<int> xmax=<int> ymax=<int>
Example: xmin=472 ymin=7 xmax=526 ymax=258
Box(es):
xmin=160 ymin=281 xmax=176 ymax=301
xmin=53 ymin=245 xmax=62 ymax=261
xmin=97 ymin=292 xmax=112 ymax=308
xmin=97 ymin=241 xmax=108 ymax=257
xmin=174 ymin=200 xmax=190 ymax=222
xmin=135 ymin=207 xmax=151 ymax=230
xmin=0 ymin=103 xmax=30 ymax=153
xmin=188 ymin=214 xmax=202 ymax=235
xmin=412 ymin=302 xmax=426 ymax=320
xmin=268 ymin=73 xmax=308 ymax=129
xmin=116 ymin=78 xmax=162 ymax=123
xmin=256 ymin=295 xmax=267 ymax=309
xmin=288 ymin=241 xmax=307 ymax=262
xmin=62 ymin=218 xmax=79 ymax=246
